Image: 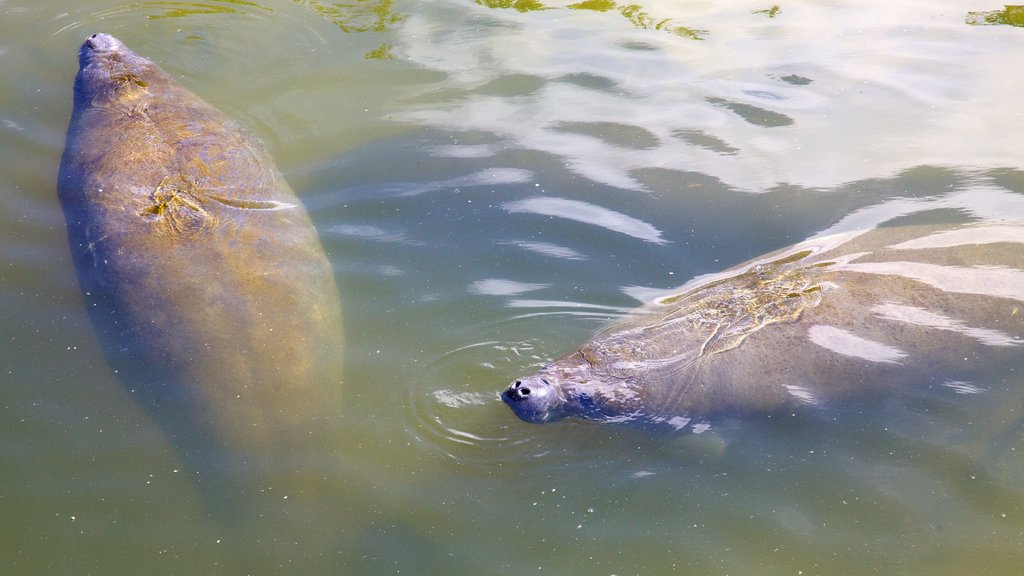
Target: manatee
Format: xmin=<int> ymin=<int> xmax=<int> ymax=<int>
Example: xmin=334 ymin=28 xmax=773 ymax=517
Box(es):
xmin=503 ymin=195 xmax=1024 ymax=427
xmin=57 ymin=33 xmax=343 ymax=528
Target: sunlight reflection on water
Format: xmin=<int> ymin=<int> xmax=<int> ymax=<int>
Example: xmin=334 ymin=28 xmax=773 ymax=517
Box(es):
xmin=396 ymin=0 xmax=1024 ymax=193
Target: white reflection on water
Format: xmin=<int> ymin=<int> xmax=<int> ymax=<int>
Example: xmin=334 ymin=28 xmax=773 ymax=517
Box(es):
xmin=889 ymin=225 xmax=1024 ymax=250
xmin=501 ymin=240 xmax=587 ymax=260
xmin=468 ymin=278 xmax=549 ymax=296
xmin=505 ymin=299 xmax=632 ymax=314
xmin=610 ymin=186 xmax=1024 ymax=316
xmin=429 ymin=143 xmax=503 ymax=158
xmin=327 ymin=223 xmax=418 ymax=244
xmin=807 ymin=324 xmax=909 ymax=364
xmin=396 ymin=1 xmax=1023 ymax=192
xmin=621 ymin=284 xmax=675 ymax=303
xmin=941 ymin=380 xmax=987 ymax=395
xmin=784 ymin=385 xmax=820 ymax=406
xmin=431 ymin=389 xmax=495 ymax=409
xmin=503 ymin=196 xmax=667 ymax=244
xmin=815 ymin=187 xmax=1024 ymax=241
xmin=841 ymin=262 xmax=1024 ymax=302
xmin=872 ymin=302 xmax=1022 ymax=348
xmin=398 ymin=167 xmax=534 ymax=196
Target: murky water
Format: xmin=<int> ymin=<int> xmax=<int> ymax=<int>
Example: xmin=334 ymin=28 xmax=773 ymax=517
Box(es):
xmin=2 ymin=1 xmax=1022 ymax=574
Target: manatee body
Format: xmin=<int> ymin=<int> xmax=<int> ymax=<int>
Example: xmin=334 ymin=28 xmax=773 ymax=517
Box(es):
xmin=58 ymin=34 xmax=343 ymax=489
xmin=503 ymin=202 xmax=1024 ymax=427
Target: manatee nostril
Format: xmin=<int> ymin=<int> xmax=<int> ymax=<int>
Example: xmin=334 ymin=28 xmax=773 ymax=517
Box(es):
xmin=508 ymin=380 xmax=532 ymax=400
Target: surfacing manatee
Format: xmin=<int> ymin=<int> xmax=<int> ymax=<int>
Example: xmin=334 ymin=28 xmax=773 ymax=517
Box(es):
xmin=58 ymin=34 xmax=344 ymax=563
xmin=503 ymin=193 xmax=1024 ymax=428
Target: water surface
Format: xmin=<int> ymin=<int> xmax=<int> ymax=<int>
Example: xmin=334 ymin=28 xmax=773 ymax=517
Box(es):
xmin=2 ymin=0 xmax=1022 ymax=574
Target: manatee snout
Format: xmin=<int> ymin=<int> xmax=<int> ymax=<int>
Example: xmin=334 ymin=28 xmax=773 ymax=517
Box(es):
xmin=504 ymin=379 xmax=533 ymax=401
xmin=502 ymin=376 xmax=563 ymax=423
xmin=82 ymin=33 xmax=123 ymax=54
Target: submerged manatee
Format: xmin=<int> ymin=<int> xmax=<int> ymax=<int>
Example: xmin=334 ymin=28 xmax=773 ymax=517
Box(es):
xmin=503 ymin=201 xmax=1024 ymax=427
xmin=57 ymin=34 xmax=343 ymax=502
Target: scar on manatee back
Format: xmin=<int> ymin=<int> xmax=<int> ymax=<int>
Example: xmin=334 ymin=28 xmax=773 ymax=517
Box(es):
xmin=112 ymin=73 xmax=147 ymax=88
xmin=140 ymin=175 xmax=296 ymax=235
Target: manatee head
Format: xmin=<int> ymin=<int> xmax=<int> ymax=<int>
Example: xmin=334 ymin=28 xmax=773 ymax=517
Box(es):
xmin=502 ymin=374 xmax=569 ymax=423
xmin=79 ymin=33 xmax=128 ymax=62
xmin=74 ymin=34 xmax=159 ymax=108
xmin=503 ymin=352 xmax=643 ymax=424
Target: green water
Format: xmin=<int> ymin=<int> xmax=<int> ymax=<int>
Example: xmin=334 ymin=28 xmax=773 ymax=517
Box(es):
xmin=2 ymin=1 xmax=1022 ymax=574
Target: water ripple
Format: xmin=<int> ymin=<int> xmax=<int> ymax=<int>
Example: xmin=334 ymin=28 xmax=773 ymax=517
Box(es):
xmin=407 ymin=338 xmax=551 ymax=466
xmin=406 ymin=306 xmax=634 ymax=467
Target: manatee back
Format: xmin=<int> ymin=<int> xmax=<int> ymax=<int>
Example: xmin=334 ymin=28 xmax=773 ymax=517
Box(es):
xmin=585 ymin=222 xmax=1024 ymax=419
xmin=58 ymin=34 xmax=344 ymax=468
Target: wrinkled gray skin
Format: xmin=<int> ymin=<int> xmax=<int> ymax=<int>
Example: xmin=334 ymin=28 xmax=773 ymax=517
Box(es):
xmin=504 ymin=205 xmax=1024 ymax=427
xmin=58 ymin=35 xmax=343 ymax=494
